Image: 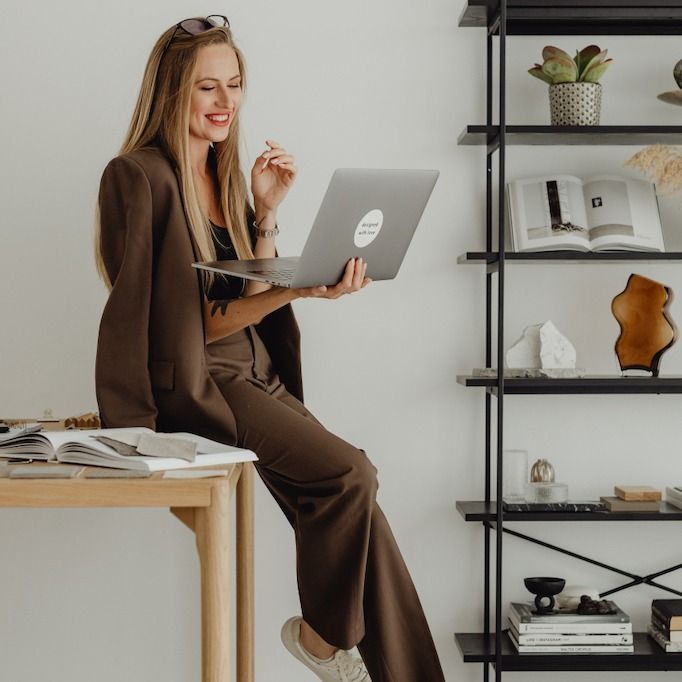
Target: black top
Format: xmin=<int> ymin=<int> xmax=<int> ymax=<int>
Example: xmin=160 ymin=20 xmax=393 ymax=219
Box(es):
xmin=205 ymin=221 xmax=246 ymax=301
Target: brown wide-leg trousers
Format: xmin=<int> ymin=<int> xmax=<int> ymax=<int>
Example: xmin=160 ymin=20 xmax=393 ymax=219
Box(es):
xmin=208 ymin=328 xmax=445 ymax=682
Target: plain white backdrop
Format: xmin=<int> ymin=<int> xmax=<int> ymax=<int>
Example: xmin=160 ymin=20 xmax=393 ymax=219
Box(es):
xmin=2 ymin=2 xmax=682 ymax=681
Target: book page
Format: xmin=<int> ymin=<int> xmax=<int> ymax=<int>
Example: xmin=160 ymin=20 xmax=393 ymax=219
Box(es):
xmin=508 ymin=176 xmax=590 ymax=252
xmin=0 ymin=434 xmax=53 ymax=460
xmin=44 ymin=427 xmax=153 ymax=453
xmin=583 ymin=175 xmax=664 ymax=252
xmin=57 ymin=449 xmax=257 ymax=471
xmin=50 ymin=428 xmax=257 ymax=471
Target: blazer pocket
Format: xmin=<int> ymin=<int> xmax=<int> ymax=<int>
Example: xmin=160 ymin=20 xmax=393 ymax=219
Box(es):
xmin=149 ymin=360 xmax=175 ymax=391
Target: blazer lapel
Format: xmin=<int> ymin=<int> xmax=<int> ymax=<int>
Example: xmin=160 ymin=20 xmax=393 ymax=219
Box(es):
xmin=171 ymin=162 xmax=209 ymax=343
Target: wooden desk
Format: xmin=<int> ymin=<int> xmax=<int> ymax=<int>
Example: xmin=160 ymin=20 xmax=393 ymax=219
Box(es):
xmin=0 ymin=462 xmax=255 ymax=682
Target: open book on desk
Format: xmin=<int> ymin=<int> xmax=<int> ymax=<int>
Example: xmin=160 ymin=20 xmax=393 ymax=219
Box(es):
xmin=508 ymin=174 xmax=665 ymax=253
xmin=0 ymin=427 xmax=257 ymax=472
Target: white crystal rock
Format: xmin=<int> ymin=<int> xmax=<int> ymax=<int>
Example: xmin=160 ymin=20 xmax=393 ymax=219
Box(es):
xmin=506 ymin=320 xmax=576 ymax=369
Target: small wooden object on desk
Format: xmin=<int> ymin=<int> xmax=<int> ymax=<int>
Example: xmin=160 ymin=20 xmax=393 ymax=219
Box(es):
xmin=615 ymin=485 xmax=662 ymax=502
xmin=2 ymin=412 xmax=102 ymax=432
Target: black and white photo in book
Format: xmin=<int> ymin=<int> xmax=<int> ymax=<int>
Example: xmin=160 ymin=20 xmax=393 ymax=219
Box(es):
xmin=507 ymin=174 xmax=665 ymax=253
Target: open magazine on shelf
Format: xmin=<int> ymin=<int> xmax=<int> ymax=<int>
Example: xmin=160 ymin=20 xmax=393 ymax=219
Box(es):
xmin=507 ymin=174 xmax=665 ymax=253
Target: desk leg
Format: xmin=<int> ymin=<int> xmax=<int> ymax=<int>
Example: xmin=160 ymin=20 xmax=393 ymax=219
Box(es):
xmin=236 ymin=462 xmax=255 ymax=682
xmin=195 ymin=480 xmax=231 ymax=682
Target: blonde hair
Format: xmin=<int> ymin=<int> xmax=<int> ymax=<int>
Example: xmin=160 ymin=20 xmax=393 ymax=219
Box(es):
xmin=94 ymin=19 xmax=253 ymax=289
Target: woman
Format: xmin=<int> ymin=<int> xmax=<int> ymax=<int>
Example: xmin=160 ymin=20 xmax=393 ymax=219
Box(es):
xmin=95 ymin=15 xmax=445 ymax=682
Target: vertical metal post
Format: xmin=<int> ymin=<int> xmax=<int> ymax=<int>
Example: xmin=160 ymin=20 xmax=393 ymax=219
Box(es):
xmin=496 ymin=0 xmax=507 ymax=680
xmin=483 ymin=20 xmax=494 ymax=682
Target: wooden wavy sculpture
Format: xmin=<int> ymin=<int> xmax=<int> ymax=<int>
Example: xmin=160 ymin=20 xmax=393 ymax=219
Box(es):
xmin=611 ymin=273 xmax=678 ymax=377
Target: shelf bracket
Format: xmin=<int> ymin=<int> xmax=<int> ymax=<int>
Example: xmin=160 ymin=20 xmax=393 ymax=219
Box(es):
xmin=484 ymin=521 xmax=682 ymax=598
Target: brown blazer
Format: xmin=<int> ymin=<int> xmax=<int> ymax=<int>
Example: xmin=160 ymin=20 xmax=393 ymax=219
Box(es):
xmin=96 ymin=145 xmax=303 ymax=444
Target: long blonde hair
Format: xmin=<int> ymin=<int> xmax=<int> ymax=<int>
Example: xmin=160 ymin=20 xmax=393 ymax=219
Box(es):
xmin=94 ymin=19 xmax=254 ymax=289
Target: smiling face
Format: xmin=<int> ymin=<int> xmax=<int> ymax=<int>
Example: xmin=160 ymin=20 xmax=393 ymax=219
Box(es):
xmin=189 ymin=43 xmax=242 ymax=147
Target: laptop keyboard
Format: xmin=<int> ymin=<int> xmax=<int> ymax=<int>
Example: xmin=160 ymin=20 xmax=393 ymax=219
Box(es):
xmin=251 ymin=267 xmax=296 ymax=280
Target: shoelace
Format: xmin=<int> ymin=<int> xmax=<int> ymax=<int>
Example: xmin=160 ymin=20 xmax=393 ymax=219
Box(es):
xmin=333 ymin=649 xmax=371 ymax=681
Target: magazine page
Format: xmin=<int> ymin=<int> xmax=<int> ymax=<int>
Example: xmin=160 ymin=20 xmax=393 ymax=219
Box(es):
xmin=57 ymin=448 xmax=257 ymax=471
xmin=44 ymin=427 xmax=154 ymax=453
xmin=508 ymin=175 xmax=590 ymax=252
xmin=583 ymin=175 xmax=664 ymax=252
xmin=0 ymin=434 xmax=53 ymax=460
xmin=50 ymin=428 xmax=256 ymax=471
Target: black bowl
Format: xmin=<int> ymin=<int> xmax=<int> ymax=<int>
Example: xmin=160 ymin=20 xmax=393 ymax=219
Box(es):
xmin=524 ymin=577 xmax=566 ymax=613
xmin=524 ymin=577 xmax=566 ymax=596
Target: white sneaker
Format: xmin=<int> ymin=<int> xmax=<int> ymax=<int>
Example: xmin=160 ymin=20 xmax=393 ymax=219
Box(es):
xmin=281 ymin=616 xmax=371 ymax=681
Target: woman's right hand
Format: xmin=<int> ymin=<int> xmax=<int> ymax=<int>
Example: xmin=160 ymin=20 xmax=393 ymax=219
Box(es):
xmin=293 ymin=257 xmax=371 ymax=299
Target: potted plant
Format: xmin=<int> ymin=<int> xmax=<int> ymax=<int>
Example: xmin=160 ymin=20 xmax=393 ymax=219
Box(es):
xmin=529 ymin=45 xmax=613 ymax=126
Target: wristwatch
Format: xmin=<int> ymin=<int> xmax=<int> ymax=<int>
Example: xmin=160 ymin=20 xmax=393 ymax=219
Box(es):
xmin=253 ymin=219 xmax=280 ymax=239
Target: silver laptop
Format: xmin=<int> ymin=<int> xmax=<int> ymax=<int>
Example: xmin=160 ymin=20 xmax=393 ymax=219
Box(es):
xmin=192 ymin=168 xmax=439 ymax=288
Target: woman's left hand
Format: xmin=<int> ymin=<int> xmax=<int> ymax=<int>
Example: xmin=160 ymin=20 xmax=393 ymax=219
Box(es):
xmin=251 ymin=139 xmax=298 ymax=212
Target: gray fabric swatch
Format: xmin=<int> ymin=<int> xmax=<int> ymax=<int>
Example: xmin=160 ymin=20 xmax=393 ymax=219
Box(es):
xmin=137 ymin=434 xmax=197 ymax=462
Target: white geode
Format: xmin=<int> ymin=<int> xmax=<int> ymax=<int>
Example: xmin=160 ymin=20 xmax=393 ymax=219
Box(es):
xmin=505 ymin=321 xmax=576 ymax=369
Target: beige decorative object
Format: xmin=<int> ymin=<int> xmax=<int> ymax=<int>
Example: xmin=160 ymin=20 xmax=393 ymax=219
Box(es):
xmin=550 ymin=82 xmax=602 ymax=125
xmin=614 ymin=485 xmax=662 ymax=501
xmin=530 ymin=458 xmax=555 ymax=482
xmin=625 ymin=144 xmax=682 ymax=195
xmin=556 ymin=586 xmax=601 ymax=610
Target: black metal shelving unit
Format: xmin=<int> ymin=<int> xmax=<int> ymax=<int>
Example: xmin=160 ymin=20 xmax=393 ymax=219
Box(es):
xmin=455 ymin=633 xmax=682 ymax=671
xmin=457 ymin=501 xmax=682 ymax=522
xmin=459 ymin=0 xmax=682 ymax=35
xmin=454 ymin=2 xmax=682 ymax=680
xmin=457 ymin=376 xmax=682 ymax=394
xmin=459 ymin=125 xmax=682 ymax=146
xmin=459 ymin=252 xmax=682 ymax=264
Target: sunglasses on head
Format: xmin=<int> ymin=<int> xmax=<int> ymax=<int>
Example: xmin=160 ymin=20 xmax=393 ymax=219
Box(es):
xmin=160 ymin=15 xmax=230 ymax=61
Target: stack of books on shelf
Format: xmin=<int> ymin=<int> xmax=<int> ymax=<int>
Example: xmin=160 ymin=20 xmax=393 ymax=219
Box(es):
xmin=649 ymin=599 xmax=682 ymax=652
xmin=508 ymin=602 xmax=633 ymax=654
xmin=665 ymin=487 xmax=682 ymax=511
xmin=600 ymin=485 xmax=662 ymax=513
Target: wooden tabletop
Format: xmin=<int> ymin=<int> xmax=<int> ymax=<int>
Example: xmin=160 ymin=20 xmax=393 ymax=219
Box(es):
xmin=0 ymin=463 xmax=242 ymax=508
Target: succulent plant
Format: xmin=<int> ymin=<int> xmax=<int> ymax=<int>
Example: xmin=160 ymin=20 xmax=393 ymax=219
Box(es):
xmin=529 ymin=45 xmax=613 ymax=85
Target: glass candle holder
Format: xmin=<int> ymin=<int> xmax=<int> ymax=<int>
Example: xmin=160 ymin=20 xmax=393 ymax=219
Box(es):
xmin=502 ymin=449 xmax=528 ymax=501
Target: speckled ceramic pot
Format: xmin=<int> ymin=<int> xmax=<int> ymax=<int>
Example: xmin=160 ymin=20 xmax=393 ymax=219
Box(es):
xmin=549 ymin=82 xmax=602 ymax=126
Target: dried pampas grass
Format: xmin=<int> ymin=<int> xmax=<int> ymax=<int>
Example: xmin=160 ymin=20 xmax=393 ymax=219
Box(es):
xmin=625 ymin=144 xmax=682 ymax=195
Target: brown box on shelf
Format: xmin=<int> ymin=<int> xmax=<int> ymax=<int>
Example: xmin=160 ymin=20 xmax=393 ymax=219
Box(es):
xmin=601 ymin=496 xmax=661 ymax=512
xmin=614 ymin=485 xmax=662 ymax=502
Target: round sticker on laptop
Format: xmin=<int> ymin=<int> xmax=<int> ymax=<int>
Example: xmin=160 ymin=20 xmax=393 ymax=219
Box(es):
xmin=354 ymin=209 xmax=384 ymax=248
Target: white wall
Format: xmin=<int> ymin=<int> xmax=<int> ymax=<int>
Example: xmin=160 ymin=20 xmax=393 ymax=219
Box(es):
xmin=1 ymin=1 xmax=681 ymax=680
